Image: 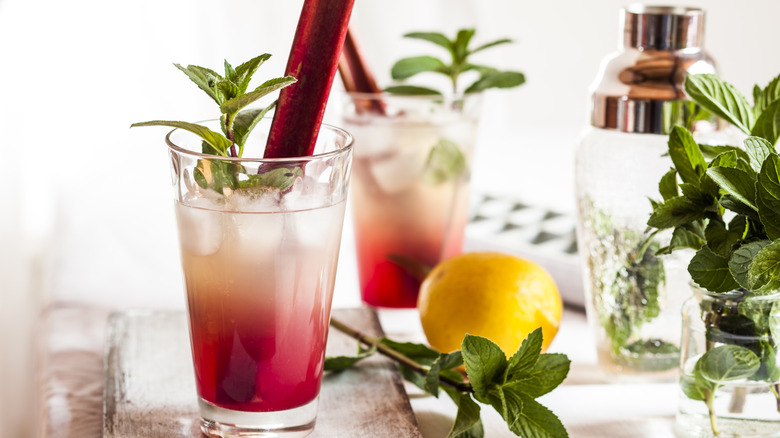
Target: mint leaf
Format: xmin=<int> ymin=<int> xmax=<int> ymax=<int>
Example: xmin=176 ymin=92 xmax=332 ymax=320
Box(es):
xmin=505 ymin=328 xmax=543 ymax=377
xmin=706 ymin=167 xmax=758 ymax=211
xmin=220 ymin=76 xmax=296 ymax=115
xmin=756 ymin=154 xmax=780 ymax=240
xmin=425 ymin=351 xmax=464 ymax=396
xmin=729 ymin=240 xmax=772 ymax=289
xmin=705 ymin=219 xmax=740 ymax=257
xmin=242 ymin=167 xmax=303 ymax=192
xmin=669 ymin=224 xmax=706 ymax=252
xmin=508 ymin=353 xmax=570 ymax=398
xmin=747 ymin=240 xmax=780 ymax=292
xmin=468 ymin=38 xmax=513 ymax=56
xmin=659 ymin=168 xmax=679 ymax=201
xmin=699 ymin=344 xmax=761 ymax=383
xmin=684 ymin=74 xmax=755 ymax=134
xmin=403 ymin=32 xmax=453 ymax=53
xmin=744 ymin=137 xmax=775 ymax=174
xmin=324 ymin=344 xmax=378 ymax=371
xmin=232 ymin=102 xmax=277 ymax=153
xmin=754 ymin=74 xmax=780 ymax=114
xmin=453 ymin=29 xmax=476 ymax=63
xmin=131 ymin=120 xmax=232 ymax=156
xmin=234 ymin=53 xmax=272 ymax=94
xmin=647 ymin=196 xmax=705 ymax=229
xmin=174 ymin=63 xmax=223 ymax=104
xmin=388 ymin=28 xmax=524 ymax=96
xmin=668 ymin=125 xmax=707 ymax=185
xmin=700 ymin=144 xmax=751 ymax=162
xmin=391 ymin=56 xmax=448 ymax=80
xmin=424 ymin=139 xmax=468 ymax=184
xmin=461 ymin=334 xmax=507 ymax=399
xmin=465 ymin=71 xmax=525 ymax=94
xmin=508 ymin=394 xmax=568 ymax=438
xmin=751 ymin=98 xmax=780 ymax=146
xmin=441 ymin=387 xmax=483 ymax=438
xmin=689 ymin=246 xmax=741 ymax=292
xmin=382 ymin=85 xmax=442 ymax=96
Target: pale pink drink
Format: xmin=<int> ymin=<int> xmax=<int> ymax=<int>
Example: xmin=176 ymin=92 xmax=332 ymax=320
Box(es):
xmin=341 ymin=93 xmax=481 ymax=307
xmin=167 ymin=120 xmax=353 ymax=437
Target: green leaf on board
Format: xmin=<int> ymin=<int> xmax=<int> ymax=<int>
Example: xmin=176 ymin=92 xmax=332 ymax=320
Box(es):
xmin=323 ymin=344 xmax=378 ymax=372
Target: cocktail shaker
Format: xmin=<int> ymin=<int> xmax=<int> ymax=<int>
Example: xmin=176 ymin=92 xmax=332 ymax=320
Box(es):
xmin=575 ymin=5 xmax=717 ymax=380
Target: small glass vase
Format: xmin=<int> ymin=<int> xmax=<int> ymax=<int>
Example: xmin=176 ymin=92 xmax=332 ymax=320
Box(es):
xmin=677 ymin=285 xmax=780 ymax=438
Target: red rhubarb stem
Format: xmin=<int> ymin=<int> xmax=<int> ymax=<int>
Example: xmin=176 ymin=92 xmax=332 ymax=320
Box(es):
xmin=264 ymin=0 xmax=356 ymax=159
xmin=338 ymin=28 xmax=386 ymax=114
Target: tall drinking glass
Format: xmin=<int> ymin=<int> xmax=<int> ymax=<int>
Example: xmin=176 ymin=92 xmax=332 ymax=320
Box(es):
xmin=341 ymin=93 xmax=481 ymax=308
xmin=166 ymin=119 xmax=353 ymax=437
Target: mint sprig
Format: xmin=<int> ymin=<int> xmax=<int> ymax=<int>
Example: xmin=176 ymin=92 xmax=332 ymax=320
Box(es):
xmin=131 ymin=54 xmax=298 ymax=194
xmin=648 ymin=72 xmax=780 ymax=435
xmin=385 ymin=29 xmax=525 ymax=96
xmin=326 ymin=318 xmax=570 ymax=438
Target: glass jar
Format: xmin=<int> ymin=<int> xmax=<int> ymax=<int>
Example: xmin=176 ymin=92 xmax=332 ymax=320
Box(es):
xmin=677 ymin=286 xmax=780 ymax=437
xmin=575 ymin=5 xmax=717 ymax=380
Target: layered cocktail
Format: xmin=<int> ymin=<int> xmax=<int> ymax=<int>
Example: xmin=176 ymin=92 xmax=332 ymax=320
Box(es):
xmin=342 ymin=93 xmax=480 ymax=308
xmin=167 ymin=120 xmax=353 ymax=436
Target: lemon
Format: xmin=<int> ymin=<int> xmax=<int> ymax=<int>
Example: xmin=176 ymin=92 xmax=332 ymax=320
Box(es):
xmin=418 ymin=252 xmax=562 ymax=356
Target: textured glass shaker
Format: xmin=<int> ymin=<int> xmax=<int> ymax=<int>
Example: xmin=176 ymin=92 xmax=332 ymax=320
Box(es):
xmin=575 ymin=5 xmax=717 ymax=380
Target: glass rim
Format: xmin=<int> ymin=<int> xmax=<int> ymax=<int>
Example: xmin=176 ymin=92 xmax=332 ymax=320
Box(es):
xmin=165 ymin=119 xmax=353 ymax=163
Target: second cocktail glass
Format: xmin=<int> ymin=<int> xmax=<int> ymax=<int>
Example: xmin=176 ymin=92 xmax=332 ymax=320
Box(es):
xmin=166 ymin=119 xmax=353 ymax=437
xmin=342 ymin=93 xmax=481 ymax=308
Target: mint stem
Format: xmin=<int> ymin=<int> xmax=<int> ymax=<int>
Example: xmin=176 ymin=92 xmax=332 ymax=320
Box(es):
xmin=224 ymin=113 xmax=237 ymax=158
xmin=329 ymin=317 xmax=473 ymax=393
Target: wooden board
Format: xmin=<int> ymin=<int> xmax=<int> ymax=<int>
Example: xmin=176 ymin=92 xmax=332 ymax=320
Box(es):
xmin=103 ymin=308 xmax=421 ymax=437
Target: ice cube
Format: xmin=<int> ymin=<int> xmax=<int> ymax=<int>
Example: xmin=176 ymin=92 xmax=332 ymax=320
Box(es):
xmin=368 ymin=135 xmax=433 ymax=194
xmin=176 ymin=196 xmax=225 ymax=256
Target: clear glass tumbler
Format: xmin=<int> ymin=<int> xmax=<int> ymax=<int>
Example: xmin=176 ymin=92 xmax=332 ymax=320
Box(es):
xmin=166 ymin=119 xmax=353 ymax=437
xmin=340 ymin=92 xmax=481 ymax=308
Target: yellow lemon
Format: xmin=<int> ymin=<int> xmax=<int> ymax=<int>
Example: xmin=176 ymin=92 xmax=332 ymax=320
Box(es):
xmin=418 ymin=252 xmax=562 ymax=356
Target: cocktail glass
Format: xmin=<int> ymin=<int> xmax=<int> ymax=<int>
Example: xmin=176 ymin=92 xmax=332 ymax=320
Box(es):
xmin=166 ymin=119 xmax=353 ymax=437
xmin=341 ymin=93 xmax=481 ymax=308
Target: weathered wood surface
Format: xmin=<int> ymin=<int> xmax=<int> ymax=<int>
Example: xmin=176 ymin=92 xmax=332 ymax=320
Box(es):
xmin=103 ymin=307 xmax=421 ymax=437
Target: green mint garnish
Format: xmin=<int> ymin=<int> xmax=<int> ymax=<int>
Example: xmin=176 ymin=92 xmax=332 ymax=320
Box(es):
xmin=385 ymin=28 xmax=525 ymax=96
xmin=326 ymin=320 xmax=570 ymax=438
xmin=647 ymin=72 xmax=780 ymax=435
xmin=424 ymin=138 xmax=468 ymax=184
xmin=131 ymin=54 xmax=298 ymax=194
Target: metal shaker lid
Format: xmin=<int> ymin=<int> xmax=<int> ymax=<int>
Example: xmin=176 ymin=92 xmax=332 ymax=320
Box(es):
xmin=591 ymin=5 xmax=716 ymax=134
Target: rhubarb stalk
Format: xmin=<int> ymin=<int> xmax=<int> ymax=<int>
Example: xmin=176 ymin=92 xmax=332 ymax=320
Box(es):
xmin=264 ymin=0 xmax=356 ymax=158
xmin=338 ymin=28 xmax=386 ymax=114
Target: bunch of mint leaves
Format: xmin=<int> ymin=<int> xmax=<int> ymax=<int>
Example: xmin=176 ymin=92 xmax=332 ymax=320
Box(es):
xmin=131 ymin=54 xmax=299 ymax=194
xmin=326 ymin=325 xmax=570 ymax=438
xmin=646 ymin=73 xmax=780 ymax=434
xmin=386 ymin=28 xmax=525 ymax=96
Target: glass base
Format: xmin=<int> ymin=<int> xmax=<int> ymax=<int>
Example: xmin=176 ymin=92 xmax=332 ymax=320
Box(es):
xmin=199 ymin=397 xmax=318 ymax=438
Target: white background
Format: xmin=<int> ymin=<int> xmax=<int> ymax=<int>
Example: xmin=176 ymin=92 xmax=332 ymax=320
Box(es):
xmin=0 ymin=0 xmax=777 ymax=435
